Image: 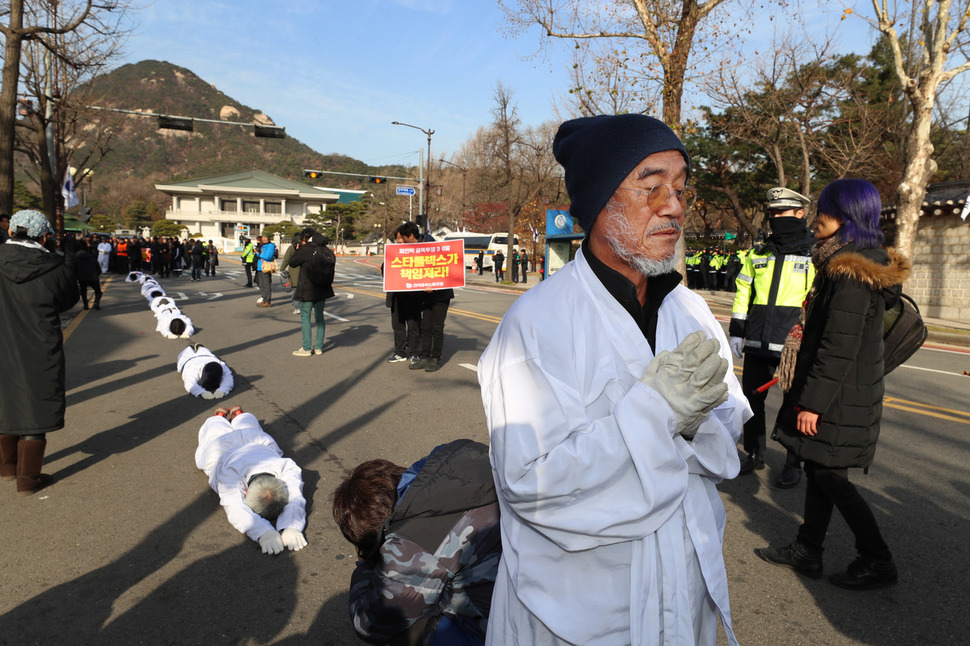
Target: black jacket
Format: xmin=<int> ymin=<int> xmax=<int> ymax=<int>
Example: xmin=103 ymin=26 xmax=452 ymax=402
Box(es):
xmin=0 ymin=241 xmax=79 ymax=434
xmin=73 ymin=249 xmax=102 ymax=285
xmin=775 ymin=246 xmax=910 ymax=468
xmin=288 ymin=238 xmax=335 ymax=303
xmin=349 ymin=439 xmax=501 ymax=646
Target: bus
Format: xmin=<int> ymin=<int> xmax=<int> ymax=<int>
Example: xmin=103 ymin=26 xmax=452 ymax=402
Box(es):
xmin=443 ymin=232 xmax=520 ymax=272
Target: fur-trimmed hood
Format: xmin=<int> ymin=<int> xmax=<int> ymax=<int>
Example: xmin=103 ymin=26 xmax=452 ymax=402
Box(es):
xmin=823 ymin=247 xmax=911 ymax=291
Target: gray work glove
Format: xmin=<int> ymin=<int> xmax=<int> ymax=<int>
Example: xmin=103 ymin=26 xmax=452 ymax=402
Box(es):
xmin=729 ymin=336 xmax=744 ymax=359
xmin=200 ymin=390 xmax=216 ymax=400
xmin=281 ymin=528 xmax=308 ymax=551
xmin=641 ymin=331 xmax=730 ymax=440
xmin=258 ymin=529 xmax=285 ymax=555
xmin=213 ymin=389 xmax=228 ymax=399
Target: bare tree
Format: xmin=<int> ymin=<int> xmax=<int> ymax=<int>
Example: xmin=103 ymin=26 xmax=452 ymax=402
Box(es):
xmin=0 ymin=1 xmax=103 ymax=214
xmin=869 ymin=0 xmax=970 ymax=259
xmin=500 ymin=0 xmax=752 ymax=129
xmin=15 ymin=4 xmax=131 ymax=223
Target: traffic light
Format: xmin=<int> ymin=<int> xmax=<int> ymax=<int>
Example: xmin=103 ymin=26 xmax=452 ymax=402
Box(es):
xmin=254 ymin=125 xmax=285 ymax=139
xmin=304 ymin=170 xmax=323 ymax=179
xmin=158 ymin=116 xmax=193 ymax=132
xmin=369 ymin=177 xmax=387 ymax=184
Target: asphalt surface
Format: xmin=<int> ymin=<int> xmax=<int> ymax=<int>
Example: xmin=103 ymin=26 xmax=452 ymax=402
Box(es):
xmin=2 ymin=255 xmax=968 ymax=645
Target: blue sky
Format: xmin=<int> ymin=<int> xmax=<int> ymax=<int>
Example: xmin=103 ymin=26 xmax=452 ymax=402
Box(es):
xmin=120 ymin=1 xmax=881 ymax=167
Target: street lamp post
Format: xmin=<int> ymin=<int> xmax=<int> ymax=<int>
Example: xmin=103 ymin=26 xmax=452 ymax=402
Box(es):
xmin=439 ymin=159 xmax=467 ymax=231
xmin=391 ymin=121 xmax=434 ymax=234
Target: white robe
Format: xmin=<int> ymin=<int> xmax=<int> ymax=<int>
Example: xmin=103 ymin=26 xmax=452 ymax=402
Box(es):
xmin=195 ymin=412 xmax=306 ymax=541
xmin=96 ymin=241 xmax=112 ymax=274
xmin=478 ymin=248 xmax=751 ymax=646
xmin=176 ymin=346 xmax=233 ymax=398
xmin=141 ymin=281 xmax=165 ymax=300
xmin=150 ymin=296 xmax=177 ymax=315
xmin=125 ymin=271 xmax=144 ymax=283
xmin=156 ymin=309 xmax=194 ymax=339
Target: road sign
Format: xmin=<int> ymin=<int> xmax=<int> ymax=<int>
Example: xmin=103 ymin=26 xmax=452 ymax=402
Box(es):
xmin=396 ymin=186 xmax=417 ymax=196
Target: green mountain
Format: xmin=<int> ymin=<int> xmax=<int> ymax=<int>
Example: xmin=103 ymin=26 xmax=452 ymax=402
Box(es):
xmin=51 ymin=60 xmax=404 ymax=221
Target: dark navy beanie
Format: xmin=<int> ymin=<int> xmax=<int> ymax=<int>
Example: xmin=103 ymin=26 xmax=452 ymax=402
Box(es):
xmin=552 ymin=114 xmax=690 ymax=232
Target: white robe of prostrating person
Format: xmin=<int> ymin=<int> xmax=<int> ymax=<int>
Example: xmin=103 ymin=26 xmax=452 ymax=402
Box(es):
xmin=176 ymin=345 xmax=233 ymax=398
xmin=157 ymin=308 xmax=195 ymax=339
xmin=141 ymin=280 xmax=165 ymax=300
xmin=96 ymin=241 xmax=112 ymax=274
xmin=125 ymin=271 xmax=144 ymax=283
xmin=150 ymin=295 xmax=177 ymax=315
xmin=478 ymin=247 xmax=752 ymax=646
xmin=195 ymin=412 xmax=306 ymax=542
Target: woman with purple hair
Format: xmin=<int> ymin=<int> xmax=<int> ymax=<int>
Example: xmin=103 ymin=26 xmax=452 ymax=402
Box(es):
xmin=754 ymin=178 xmax=911 ymax=590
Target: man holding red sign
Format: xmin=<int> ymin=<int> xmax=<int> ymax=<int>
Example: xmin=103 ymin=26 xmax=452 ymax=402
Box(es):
xmin=383 ymin=223 xmax=462 ymax=372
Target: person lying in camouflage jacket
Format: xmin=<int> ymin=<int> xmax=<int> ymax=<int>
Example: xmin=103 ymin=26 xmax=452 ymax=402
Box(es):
xmin=332 ymin=439 xmax=501 ymax=645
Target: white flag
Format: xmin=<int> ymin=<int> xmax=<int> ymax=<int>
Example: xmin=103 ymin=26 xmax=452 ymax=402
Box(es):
xmin=62 ymin=168 xmax=79 ymax=209
xmin=961 ymin=193 xmax=970 ymax=221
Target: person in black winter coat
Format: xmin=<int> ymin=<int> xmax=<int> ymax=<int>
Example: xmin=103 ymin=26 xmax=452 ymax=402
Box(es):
xmin=73 ymin=248 xmax=103 ymax=310
xmin=755 ymin=179 xmax=910 ymax=591
xmin=0 ymin=210 xmax=79 ymax=495
xmin=287 ymin=231 xmax=335 ymax=356
xmin=332 ymin=439 xmax=501 ymax=645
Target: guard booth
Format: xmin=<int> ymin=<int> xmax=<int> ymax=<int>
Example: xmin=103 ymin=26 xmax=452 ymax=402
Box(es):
xmin=543 ymin=209 xmax=584 ymax=281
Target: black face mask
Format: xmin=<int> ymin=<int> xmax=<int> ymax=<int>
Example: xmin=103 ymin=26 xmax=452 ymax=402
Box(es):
xmin=768 ymin=216 xmax=807 ymax=236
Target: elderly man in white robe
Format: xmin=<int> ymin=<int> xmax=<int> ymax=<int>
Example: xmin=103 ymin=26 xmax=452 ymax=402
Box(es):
xmin=196 ymin=407 xmax=308 ymax=554
xmin=478 ymin=114 xmax=752 ymax=646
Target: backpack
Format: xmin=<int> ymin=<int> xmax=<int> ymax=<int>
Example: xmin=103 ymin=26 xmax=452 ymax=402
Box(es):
xmin=306 ymin=245 xmax=335 ymax=287
xmin=883 ymin=292 xmax=927 ymax=374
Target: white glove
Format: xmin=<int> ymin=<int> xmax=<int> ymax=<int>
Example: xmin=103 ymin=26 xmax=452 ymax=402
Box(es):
xmin=258 ymin=529 xmax=284 ymax=555
xmin=281 ymin=528 xmax=308 ymax=551
xmin=213 ymin=389 xmax=227 ymax=399
xmin=730 ymin=336 xmax=744 ymax=359
xmin=200 ymin=391 xmax=215 ymax=400
xmin=641 ymin=331 xmax=730 ymax=439
xmin=164 ymin=333 xmax=177 ymax=340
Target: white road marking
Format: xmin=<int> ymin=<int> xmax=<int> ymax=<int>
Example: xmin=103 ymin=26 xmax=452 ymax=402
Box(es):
xmin=459 ymin=363 xmax=478 ymax=372
xmin=326 ymin=311 xmax=349 ymax=322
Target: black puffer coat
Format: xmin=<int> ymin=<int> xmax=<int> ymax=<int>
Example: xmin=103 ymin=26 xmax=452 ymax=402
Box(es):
xmin=288 ymin=236 xmax=335 ymax=303
xmin=0 ymin=241 xmax=80 ymax=434
xmin=775 ymin=245 xmax=910 ymax=468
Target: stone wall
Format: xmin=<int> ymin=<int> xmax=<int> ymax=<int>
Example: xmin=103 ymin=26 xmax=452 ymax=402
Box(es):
xmin=909 ymin=215 xmax=970 ymax=321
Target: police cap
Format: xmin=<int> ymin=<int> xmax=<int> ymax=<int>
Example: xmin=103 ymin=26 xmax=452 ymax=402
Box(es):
xmin=766 ymin=187 xmax=810 ymax=211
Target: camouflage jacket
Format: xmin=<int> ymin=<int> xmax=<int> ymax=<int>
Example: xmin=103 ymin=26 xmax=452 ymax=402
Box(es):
xmin=348 ymin=439 xmax=501 ymax=645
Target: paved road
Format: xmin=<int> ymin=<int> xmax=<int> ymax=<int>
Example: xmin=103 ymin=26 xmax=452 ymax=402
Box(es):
xmin=2 ymin=257 xmax=968 ymax=645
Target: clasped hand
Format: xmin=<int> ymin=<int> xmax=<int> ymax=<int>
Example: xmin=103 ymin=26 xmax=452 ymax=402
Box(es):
xmin=641 ymin=331 xmax=729 ymax=439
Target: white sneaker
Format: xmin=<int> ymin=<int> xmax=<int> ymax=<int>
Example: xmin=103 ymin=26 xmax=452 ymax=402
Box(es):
xmin=387 ymin=353 xmax=407 ymax=363
xmin=256 ymin=297 xmax=264 ymax=304
xmin=292 ymin=348 xmax=313 ymax=357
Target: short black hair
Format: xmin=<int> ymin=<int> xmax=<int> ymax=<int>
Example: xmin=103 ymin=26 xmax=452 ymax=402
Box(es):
xmin=199 ymin=362 xmax=223 ymax=391
xmin=169 ymin=318 xmax=187 ymax=336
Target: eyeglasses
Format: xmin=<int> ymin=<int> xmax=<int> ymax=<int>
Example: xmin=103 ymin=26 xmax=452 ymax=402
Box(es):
xmin=616 ymin=184 xmax=696 ymax=211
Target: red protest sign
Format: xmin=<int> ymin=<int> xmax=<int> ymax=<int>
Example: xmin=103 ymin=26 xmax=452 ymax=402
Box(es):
xmin=383 ymin=240 xmax=466 ymax=292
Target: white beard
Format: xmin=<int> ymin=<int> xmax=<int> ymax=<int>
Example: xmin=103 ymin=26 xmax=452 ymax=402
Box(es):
xmin=603 ymin=200 xmax=681 ymax=277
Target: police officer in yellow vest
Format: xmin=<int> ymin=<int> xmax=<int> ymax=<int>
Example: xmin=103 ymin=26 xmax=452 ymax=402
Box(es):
xmin=242 ymin=237 xmax=257 ymax=288
xmin=730 ymin=187 xmax=816 ymax=488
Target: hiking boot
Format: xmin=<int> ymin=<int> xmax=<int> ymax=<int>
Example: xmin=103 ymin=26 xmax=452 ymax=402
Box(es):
xmin=776 ymin=463 xmax=802 ymax=489
xmin=409 ymin=356 xmax=427 ymax=370
xmin=829 ymin=556 xmax=898 ymax=590
xmin=739 ymin=452 xmax=764 ymax=475
xmin=755 ymin=542 xmax=823 ymax=579
xmin=424 ymin=358 xmax=442 ymax=372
